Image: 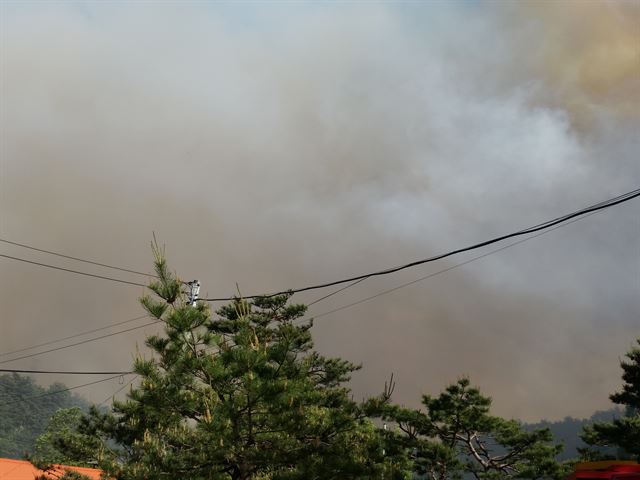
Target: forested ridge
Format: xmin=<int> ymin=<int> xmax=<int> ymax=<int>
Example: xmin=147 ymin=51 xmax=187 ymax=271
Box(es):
xmin=0 ymin=372 xmax=622 ymax=464
xmin=526 ymin=409 xmax=622 ymax=461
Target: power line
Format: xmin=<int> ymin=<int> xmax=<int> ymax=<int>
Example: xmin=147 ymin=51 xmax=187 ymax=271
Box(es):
xmin=303 ymin=209 xmax=605 ymax=322
xmin=1 ymin=191 xmax=633 ymax=367
xmin=0 ymin=237 xmax=157 ymax=279
xmin=202 ymin=187 xmax=640 ymax=302
xmin=302 ymin=192 xmax=627 ymax=310
xmin=0 ymin=195 xmax=627 ymax=405
xmin=0 ymin=368 xmax=133 ymax=375
xmin=98 ymin=374 xmax=138 ymax=407
xmin=0 ymin=315 xmax=150 ymax=358
xmin=0 ymin=253 xmax=147 ymax=287
xmin=306 ymin=278 xmax=368 ymax=307
xmin=301 ymin=190 xmax=627 ymax=313
xmin=0 ymin=319 xmax=162 ymax=365
xmin=3 ymin=190 xmax=636 ymax=303
xmin=0 ymin=209 xmax=615 ymax=401
xmin=0 ymin=373 xmax=134 ymax=407
xmin=1 ymin=210 xmax=608 ymax=370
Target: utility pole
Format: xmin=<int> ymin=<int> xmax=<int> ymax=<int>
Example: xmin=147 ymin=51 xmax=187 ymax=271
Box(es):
xmin=187 ymin=280 xmax=200 ymax=306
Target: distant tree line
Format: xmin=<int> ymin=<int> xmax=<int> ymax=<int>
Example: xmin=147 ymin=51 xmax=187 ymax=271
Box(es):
xmin=527 ymin=409 xmax=622 ymax=461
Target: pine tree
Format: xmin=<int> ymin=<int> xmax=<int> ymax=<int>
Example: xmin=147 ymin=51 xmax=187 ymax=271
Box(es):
xmin=31 ymin=407 xmax=101 ymax=467
xmin=581 ymin=338 xmax=640 ymax=460
xmin=58 ymin=245 xmax=386 ymax=479
xmin=368 ymin=378 xmax=565 ymax=480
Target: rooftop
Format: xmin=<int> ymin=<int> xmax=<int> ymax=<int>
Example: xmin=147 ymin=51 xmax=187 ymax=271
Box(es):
xmin=0 ymin=458 xmax=104 ymax=480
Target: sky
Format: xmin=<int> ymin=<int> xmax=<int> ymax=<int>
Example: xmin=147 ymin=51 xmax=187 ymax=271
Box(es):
xmin=0 ymin=0 xmax=638 ymax=422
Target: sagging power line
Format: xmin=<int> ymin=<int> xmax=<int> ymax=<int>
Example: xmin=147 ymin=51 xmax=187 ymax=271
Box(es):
xmin=0 ymin=253 xmax=147 ymax=287
xmin=0 ymin=319 xmax=162 ymax=365
xmin=0 ymin=368 xmax=133 ymax=375
xmin=302 ymin=209 xmax=605 ymax=323
xmin=0 ymin=315 xmax=150 ymax=358
xmin=3 ymin=188 xmax=636 ymax=303
xmin=98 ymin=374 xmax=138 ymax=407
xmin=1 ymin=187 xmax=636 ymax=369
xmin=2 ymin=193 xmax=632 ymax=405
xmin=0 ymin=237 xmax=157 ymax=278
xmin=202 ymin=187 xmax=640 ymax=302
xmin=2 ymin=208 xmax=610 ymax=367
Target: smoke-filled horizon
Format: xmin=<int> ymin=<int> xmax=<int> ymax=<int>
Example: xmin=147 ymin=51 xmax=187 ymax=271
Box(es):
xmin=0 ymin=1 xmax=638 ymax=422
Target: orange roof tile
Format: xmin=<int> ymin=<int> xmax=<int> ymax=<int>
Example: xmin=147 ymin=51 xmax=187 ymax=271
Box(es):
xmin=0 ymin=458 xmax=104 ymax=480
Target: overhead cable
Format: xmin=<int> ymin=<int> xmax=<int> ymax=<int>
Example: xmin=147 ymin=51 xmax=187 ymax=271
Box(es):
xmin=0 ymin=253 xmax=147 ymax=287
xmin=306 ymin=278 xmax=369 ymax=307
xmin=302 ymin=209 xmax=605 ymax=322
xmin=0 ymin=368 xmax=133 ymax=375
xmin=0 ymin=320 xmax=162 ymax=365
xmin=3 ymin=210 xmax=607 ymax=369
xmin=202 ymin=187 xmax=640 ymax=302
xmin=0 ymin=315 xmax=149 ymax=358
xmin=0 ymin=237 xmax=157 ymax=278
xmin=98 ymin=374 xmax=138 ymax=407
xmin=301 ymin=190 xmax=624 ymax=313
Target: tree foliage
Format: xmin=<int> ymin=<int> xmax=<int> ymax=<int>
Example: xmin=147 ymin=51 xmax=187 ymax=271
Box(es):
xmin=581 ymin=338 xmax=640 ymax=460
xmin=368 ymin=378 xmax=565 ymax=480
xmin=57 ymin=249 xmax=386 ymax=479
xmin=48 ymin=246 xmax=636 ymax=479
xmin=31 ymin=407 xmax=101 ymax=468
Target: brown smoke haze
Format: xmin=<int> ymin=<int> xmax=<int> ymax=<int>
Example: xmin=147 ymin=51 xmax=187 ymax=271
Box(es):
xmin=0 ymin=1 xmax=638 ymax=422
xmin=501 ymin=0 xmax=640 ymax=128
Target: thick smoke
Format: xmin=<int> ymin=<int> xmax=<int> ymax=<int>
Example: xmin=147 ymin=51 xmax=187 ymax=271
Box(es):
xmin=0 ymin=1 xmax=638 ymax=421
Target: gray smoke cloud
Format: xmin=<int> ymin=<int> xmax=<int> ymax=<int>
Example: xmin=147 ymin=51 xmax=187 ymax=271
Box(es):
xmin=0 ymin=1 xmax=638 ymax=421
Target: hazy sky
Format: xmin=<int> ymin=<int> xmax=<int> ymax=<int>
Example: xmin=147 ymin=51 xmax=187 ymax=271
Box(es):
xmin=0 ymin=0 xmax=638 ymax=422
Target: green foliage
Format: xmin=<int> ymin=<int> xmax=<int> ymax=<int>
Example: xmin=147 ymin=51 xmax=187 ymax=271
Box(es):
xmin=31 ymin=407 xmax=102 ymax=467
xmin=368 ymin=378 xmax=565 ymax=480
xmin=0 ymin=373 xmax=89 ymax=458
xmin=580 ymin=338 xmax=640 ymax=460
xmin=57 ymin=253 xmax=387 ymax=479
